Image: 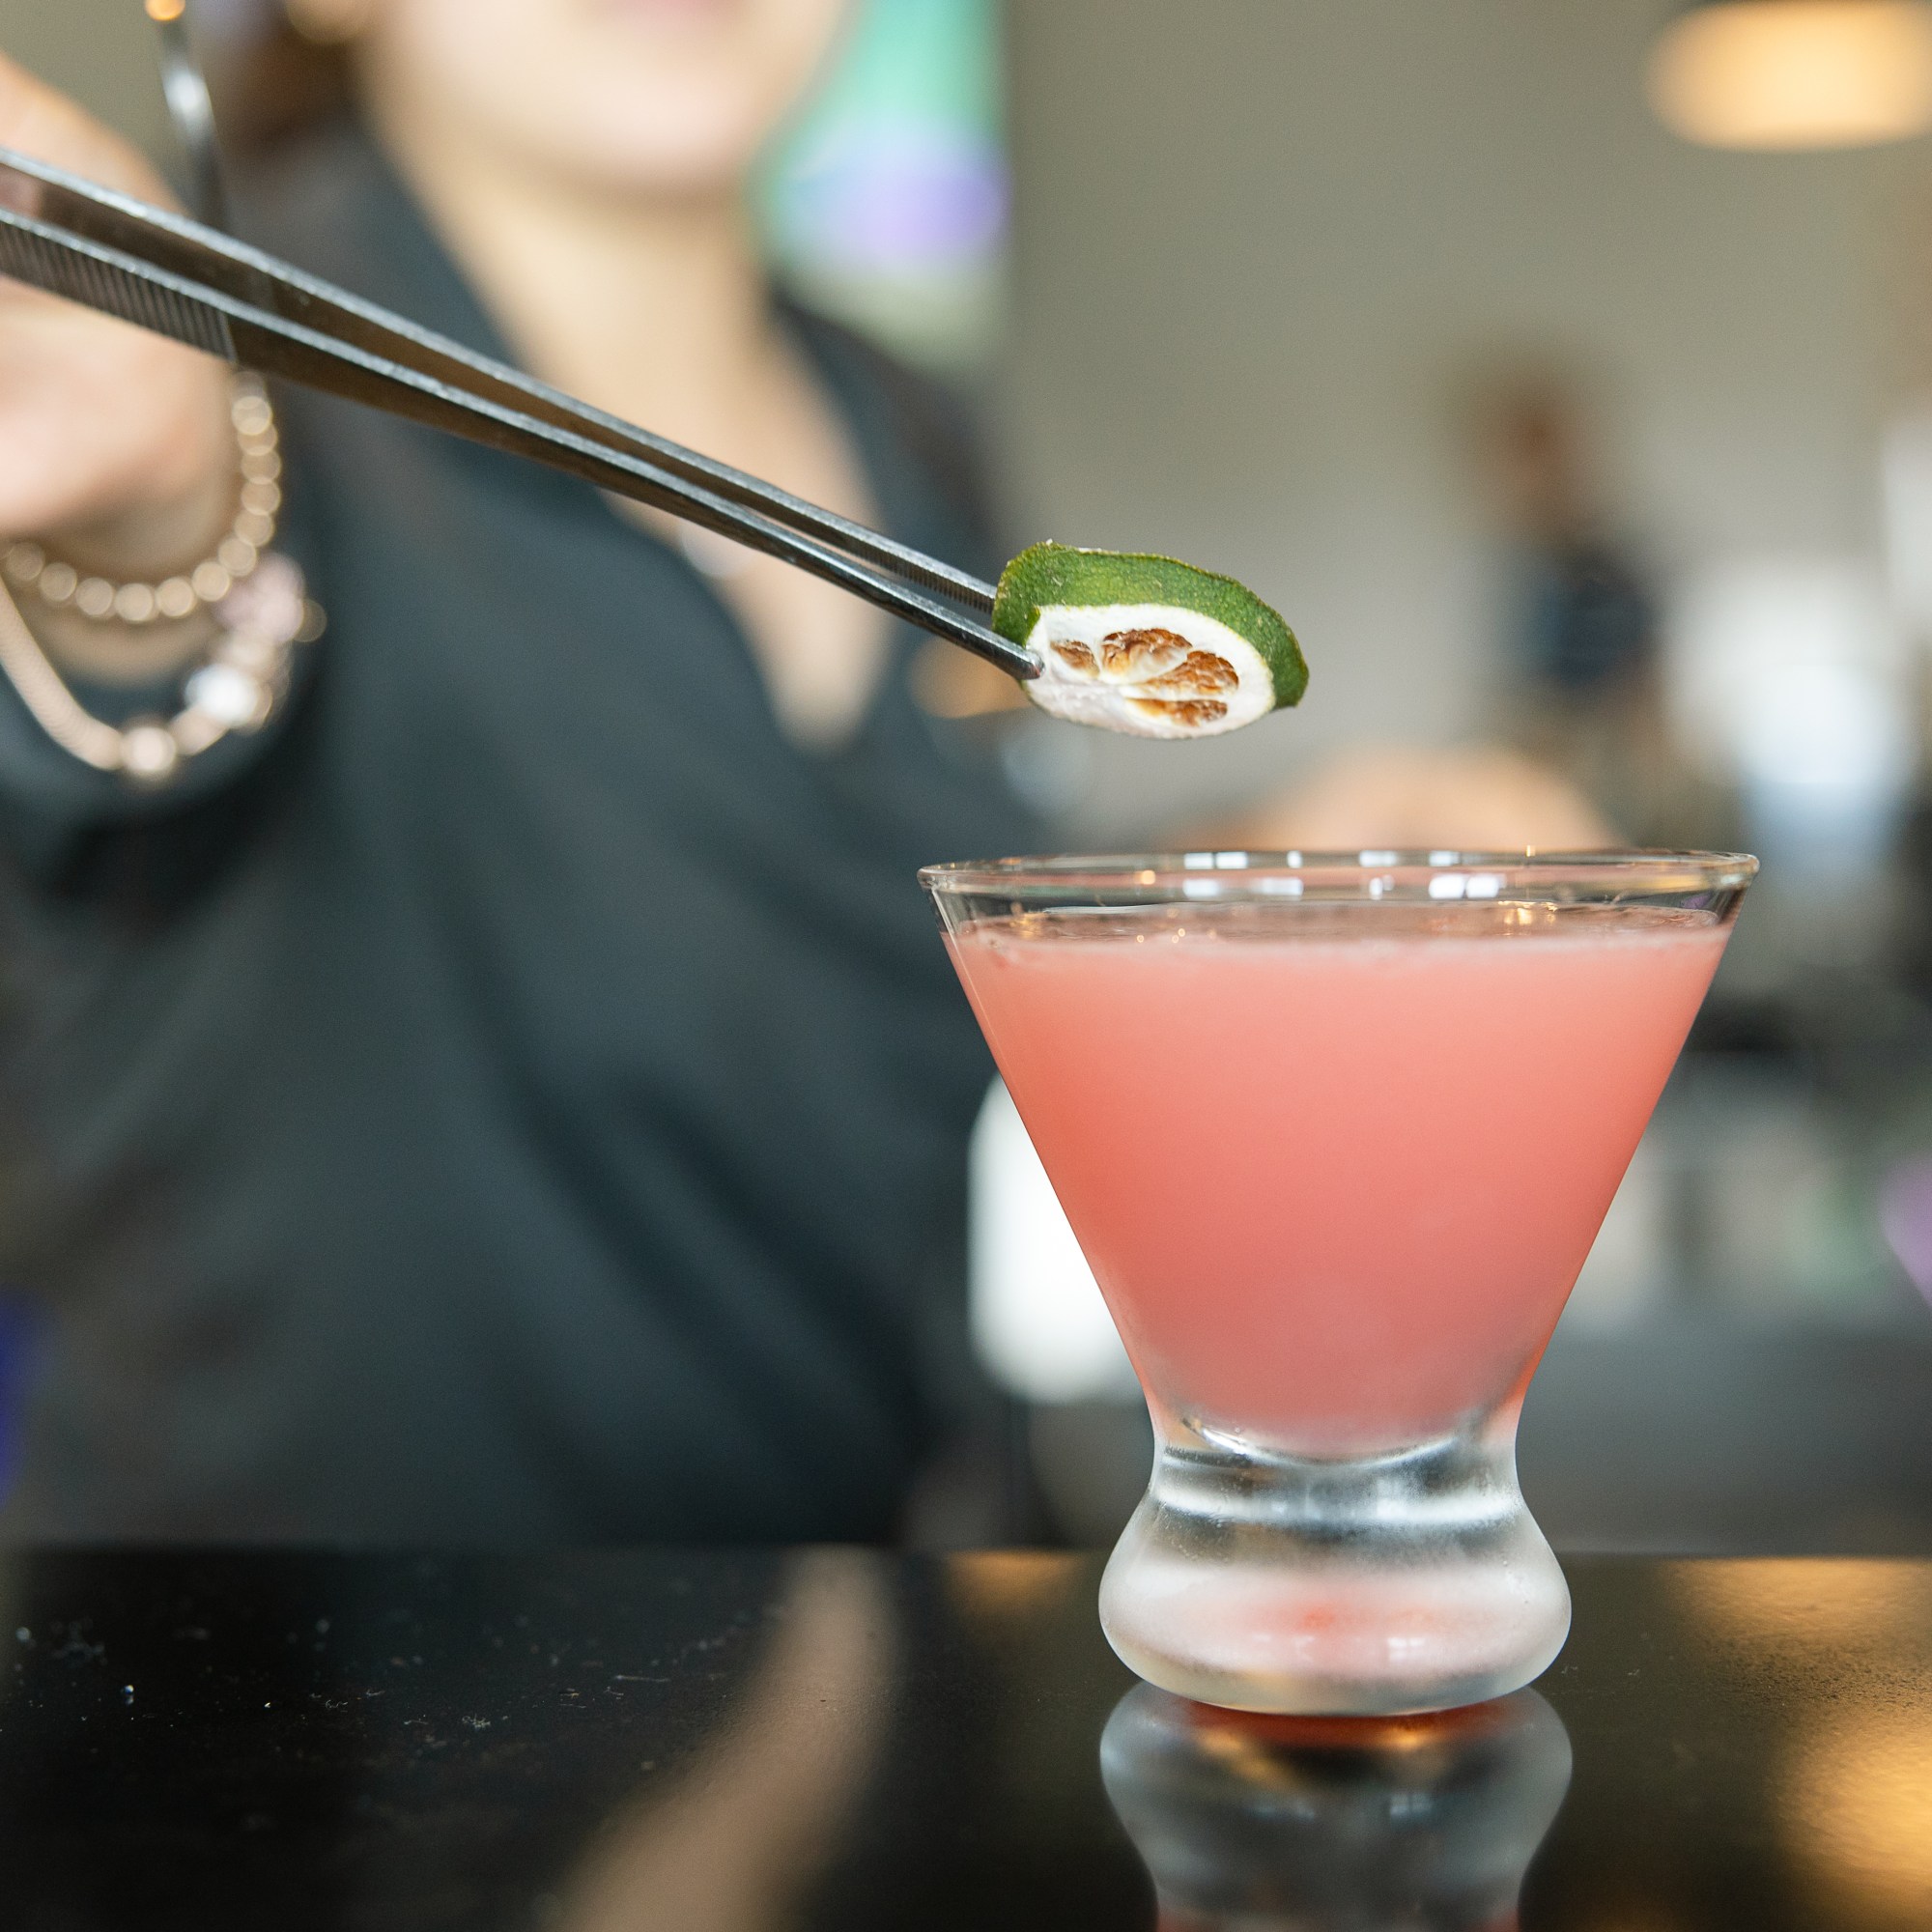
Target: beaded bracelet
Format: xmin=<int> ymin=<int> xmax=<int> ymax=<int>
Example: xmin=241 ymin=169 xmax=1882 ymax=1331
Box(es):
xmin=0 ymin=552 xmax=320 ymax=783
xmin=2 ymin=373 xmax=283 ymax=626
xmin=0 ymin=375 xmax=323 ymax=785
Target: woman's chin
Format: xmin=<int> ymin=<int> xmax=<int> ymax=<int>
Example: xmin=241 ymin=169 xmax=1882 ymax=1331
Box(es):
xmin=589 ymin=0 xmax=740 ymax=23
xmin=532 ymin=111 xmax=774 ymax=199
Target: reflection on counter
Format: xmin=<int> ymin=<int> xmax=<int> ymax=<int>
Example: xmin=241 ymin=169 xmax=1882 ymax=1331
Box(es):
xmin=1100 ymin=1686 xmax=1571 ymax=1932
xmin=554 ymin=1552 xmax=892 ymax=1932
xmin=1667 ymin=1562 xmax=1932 ymax=1929
xmin=0 ymin=1552 xmax=1922 ymax=1927
xmin=1783 ymin=1699 xmax=1932 ymax=1930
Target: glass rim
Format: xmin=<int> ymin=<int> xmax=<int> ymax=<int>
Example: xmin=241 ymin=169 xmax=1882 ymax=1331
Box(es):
xmin=920 ymin=848 xmax=1759 ymax=898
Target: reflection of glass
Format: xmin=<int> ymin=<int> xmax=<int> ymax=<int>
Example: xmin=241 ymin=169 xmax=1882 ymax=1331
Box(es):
xmin=925 ymin=853 xmax=1752 ymax=1713
xmin=1100 ymin=1685 xmax=1573 ymax=1932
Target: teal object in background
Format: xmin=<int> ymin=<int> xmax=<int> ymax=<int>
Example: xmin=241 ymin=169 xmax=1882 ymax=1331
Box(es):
xmin=757 ymin=0 xmax=1008 ymax=372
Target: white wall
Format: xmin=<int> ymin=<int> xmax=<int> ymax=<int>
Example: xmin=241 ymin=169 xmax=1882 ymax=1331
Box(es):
xmin=0 ymin=0 xmax=177 ymax=163
xmin=1001 ymin=0 xmax=1930 ymax=832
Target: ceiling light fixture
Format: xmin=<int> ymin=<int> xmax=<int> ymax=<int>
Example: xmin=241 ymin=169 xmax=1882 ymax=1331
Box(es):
xmin=1648 ymin=0 xmax=1932 ymax=151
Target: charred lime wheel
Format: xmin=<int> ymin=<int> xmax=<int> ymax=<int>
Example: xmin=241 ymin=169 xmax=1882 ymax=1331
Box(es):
xmin=993 ymin=543 xmax=1307 ymax=739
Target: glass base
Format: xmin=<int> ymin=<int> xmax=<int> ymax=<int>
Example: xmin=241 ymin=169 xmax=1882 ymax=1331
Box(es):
xmin=1098 ymin=1421 xmax=1570 ymax=1715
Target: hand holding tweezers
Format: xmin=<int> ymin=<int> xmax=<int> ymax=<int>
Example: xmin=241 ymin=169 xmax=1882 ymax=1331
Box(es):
xmin=0 ymin=144 xmax=1037 ymax=681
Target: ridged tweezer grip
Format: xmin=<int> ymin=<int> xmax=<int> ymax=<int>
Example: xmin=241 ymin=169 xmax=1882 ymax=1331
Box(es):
xmin=0 ymin=213 xmax=236 ymax=362
xmin=0 ymin=148 xmax=1030 ymax=674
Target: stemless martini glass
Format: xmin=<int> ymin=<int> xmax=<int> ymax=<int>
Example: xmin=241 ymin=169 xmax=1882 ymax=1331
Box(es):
xmin=923 ymin=851 xmax=1754 ymax=1714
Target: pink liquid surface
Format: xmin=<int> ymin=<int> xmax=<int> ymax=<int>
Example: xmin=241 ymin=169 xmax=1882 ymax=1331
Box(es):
xmin=948 ymin=901 xmax=1730 ymax=1455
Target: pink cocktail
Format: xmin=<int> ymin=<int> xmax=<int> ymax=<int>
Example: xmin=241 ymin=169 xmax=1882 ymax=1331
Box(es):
xmin=923 ymin=853 xmax=1754 ymax=1714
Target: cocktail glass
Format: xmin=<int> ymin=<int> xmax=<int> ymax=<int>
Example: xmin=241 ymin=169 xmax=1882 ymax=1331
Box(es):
xmin=923 ymin=851 xmax=1754 ymax=1714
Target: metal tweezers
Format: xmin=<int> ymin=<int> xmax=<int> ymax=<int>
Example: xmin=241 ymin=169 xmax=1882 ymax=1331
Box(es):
xmin=0 ymin=144 xmax=1037 ymax=681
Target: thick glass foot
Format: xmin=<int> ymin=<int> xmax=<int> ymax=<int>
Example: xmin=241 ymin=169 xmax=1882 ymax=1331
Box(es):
xmin=1098 ymin=1421 xmax=1570 ymax=1714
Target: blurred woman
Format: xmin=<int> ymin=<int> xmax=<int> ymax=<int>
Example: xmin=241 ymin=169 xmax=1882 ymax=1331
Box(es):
xmin=0 ymin=1 xmax=1031 ymax=1540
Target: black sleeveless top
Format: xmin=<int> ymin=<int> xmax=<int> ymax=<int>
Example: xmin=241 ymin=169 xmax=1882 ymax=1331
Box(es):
xmin=0 ymin=127 xmax=1035 ymax=1542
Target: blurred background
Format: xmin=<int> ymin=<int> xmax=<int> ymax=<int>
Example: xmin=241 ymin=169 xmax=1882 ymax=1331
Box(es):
xmin=6 ymin=0 xmax=1932 ymax=1551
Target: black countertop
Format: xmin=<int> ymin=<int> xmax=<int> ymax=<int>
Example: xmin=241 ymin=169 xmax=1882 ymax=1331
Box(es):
xmin=0 ymin=1549 xmax=1925 ymax=1929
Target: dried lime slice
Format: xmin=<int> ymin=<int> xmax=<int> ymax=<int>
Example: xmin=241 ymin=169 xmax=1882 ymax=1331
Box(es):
xmin=993 ymin=543 xmax=1307 ymax=739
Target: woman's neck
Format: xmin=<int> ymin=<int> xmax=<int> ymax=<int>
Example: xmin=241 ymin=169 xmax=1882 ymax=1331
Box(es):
xmin=350 ymin=70 xmax=895 ymax=751
xmin=358 ymin=84 xmax=780 ymax=446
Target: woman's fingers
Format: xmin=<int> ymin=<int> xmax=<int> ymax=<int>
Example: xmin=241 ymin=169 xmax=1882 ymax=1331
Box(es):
xmin=0 ymin=52 xmax=235 ymax=571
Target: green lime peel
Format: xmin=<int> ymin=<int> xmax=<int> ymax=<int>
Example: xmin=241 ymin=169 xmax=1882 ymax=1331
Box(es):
xmin=992 ymin=543 xmax=1307 ymax=739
